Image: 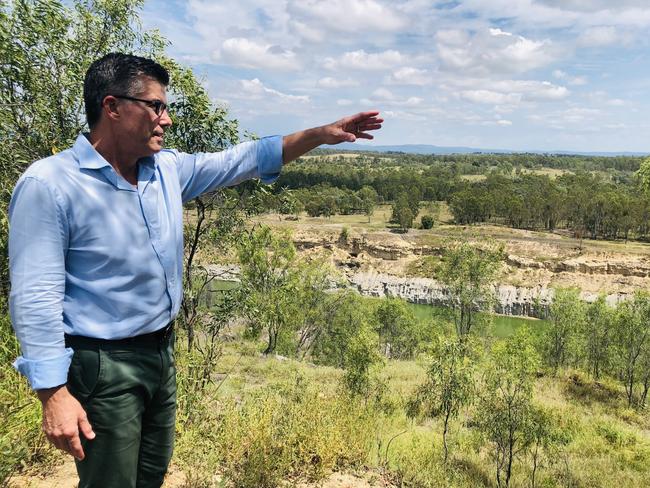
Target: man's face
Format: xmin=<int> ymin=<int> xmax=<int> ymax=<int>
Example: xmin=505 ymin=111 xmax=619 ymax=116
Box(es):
xmin=116 ymin=76 xmax=172 ymax=159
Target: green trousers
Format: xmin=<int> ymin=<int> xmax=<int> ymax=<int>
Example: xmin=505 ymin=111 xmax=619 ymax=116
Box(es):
xmin=66 ymin=330 xmax=176 ymax=488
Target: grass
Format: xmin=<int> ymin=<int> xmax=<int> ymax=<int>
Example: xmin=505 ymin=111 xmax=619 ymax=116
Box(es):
xmin=172 ymin=334 xmax=650 ymax=488
xmin=252 ymin=202 xmax=456 ymax=231
xmin=0 ymin=313 xmax=58 ymax=485
xmin=253 ymin=205 xmax=395 ymax=232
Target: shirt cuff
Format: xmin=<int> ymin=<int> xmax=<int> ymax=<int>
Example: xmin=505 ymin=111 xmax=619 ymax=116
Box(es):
xmin=13 ymin=348 xmax=74 ymax=390
xmin=256 ymin=135 xmax=283 ymax=184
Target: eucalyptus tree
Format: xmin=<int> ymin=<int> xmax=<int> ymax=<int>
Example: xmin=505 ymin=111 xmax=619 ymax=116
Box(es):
xmin=476 ymin=328 xmax=540 ymax=488
xmin=407 ymin=336 xmax=477 ymax=462
xmin=612 ymin=292 xmax=650 ymax=407
xmin=437 ymin=240 xmax=504 ymax=338
xmin=237 ymin=226 xmax=300 ymax=355
xmin=544 ymin=288 xmax=586 ymax=373
xmin=581 ymin=294 xmax=614 ymax=380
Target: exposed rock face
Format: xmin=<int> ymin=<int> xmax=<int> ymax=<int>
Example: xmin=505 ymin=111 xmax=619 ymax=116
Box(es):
xmin=506 ymin=254 xmax=650 ymax=277
xmin=294 ymin=231 xmax=414 ymax=260
xmin=349 ymin=272 xmax=557 ymax=318
xmin=206 ymin=265 xmax=627 ymax=319
xmin=293 ymin=230 xmax=650 ymax=280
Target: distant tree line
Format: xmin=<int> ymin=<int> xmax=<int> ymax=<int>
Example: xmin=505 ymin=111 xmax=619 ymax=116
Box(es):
xmin=308 ymin=149 xmax=644 ymax=173
xmin=271 ymin=155 xmax=650 ymax=240
xmin=450 ymin=172 xmax=650 ymax=241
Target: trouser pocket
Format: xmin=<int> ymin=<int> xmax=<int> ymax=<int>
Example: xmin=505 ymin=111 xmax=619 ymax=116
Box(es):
xmin=67 ymin=347 xmax=103 ymax=404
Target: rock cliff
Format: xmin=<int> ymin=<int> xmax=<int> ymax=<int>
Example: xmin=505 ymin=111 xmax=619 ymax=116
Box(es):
xmin=206 ymin=265 xmax=627 ymax=319
xmin=347 ymin=271 xmax=627 ymax=318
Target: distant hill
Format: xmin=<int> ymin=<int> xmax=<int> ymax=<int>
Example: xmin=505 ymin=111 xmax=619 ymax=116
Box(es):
xmin=333 ymin=143 xmax=649 ymax=157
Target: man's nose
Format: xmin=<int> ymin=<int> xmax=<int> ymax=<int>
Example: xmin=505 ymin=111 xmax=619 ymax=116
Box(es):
xmin=160 ymin=109 xmax=172 ymax=128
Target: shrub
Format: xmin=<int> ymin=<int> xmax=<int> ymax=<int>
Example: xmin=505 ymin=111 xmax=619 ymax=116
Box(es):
xmin=421 ymin=215 xmax=434 ymax=229
xmin=210 ymin=377 xmax=376 ymax=487
xmin=339 ymin=226 xmax=350 ymax=245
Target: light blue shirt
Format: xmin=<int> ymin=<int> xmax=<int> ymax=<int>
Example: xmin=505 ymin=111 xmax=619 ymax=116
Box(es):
xmin=9 ymin=133 xmax=283 ymax=389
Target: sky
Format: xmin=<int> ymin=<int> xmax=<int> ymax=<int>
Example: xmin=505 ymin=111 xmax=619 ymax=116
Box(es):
xmin=141 ymin=0 xmax=650 ymax=153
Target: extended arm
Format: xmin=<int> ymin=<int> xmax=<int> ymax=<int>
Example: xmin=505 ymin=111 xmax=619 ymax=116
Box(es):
xmin=282 ymin=111 xmax=383 ymax=163
xmin=175 ymin=111 xmax=382 ymax=202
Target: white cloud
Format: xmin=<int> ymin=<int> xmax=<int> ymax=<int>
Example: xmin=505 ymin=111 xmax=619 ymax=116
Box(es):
xmin=587 ymin=91 xmax=628 ymax=107
xmin=140 ymin=0 xmax=650 ymax=152
xmin=435 ymin=29 xmax=470 ymax=46
xmin=289 ymin=20 xmax=325 ymax=43
xmin=489 ymin=28 xmax=513 ymax=37
xmin=361 ymin=89 xmax=424 ymax=107
xmin=287 ymin=0 xmax=407 ymax=36
xmin=382 ymin=110 xmax=428 ymax=121
xmin=604 ymin=123 xmax=627 ymax=129
xmin=553 ymin=70 xmax=587 ymax=85
xmin=216 ymin=38 xmax=299 ymax=71
xmin=436 ymin=28 xmax=558 ymax=75
xmin=607 ymin=98 xmax=626 ymax=106
xmin=562 ymin=107 xmax=601 ymax=123
xmin=324 ymin=49 xmax=408 ymax=71
xmin=404 ymin=97 xmax=424 ymax=107
xmin=457 ymin=0 xmax=650 ymax=29
xmin=537 ymin=1 xmax=649 ymax=13
xmin=386 ymin=67 xmax=431 ymax=85
xmin=448 ymin=78 xmax=569 ymax=105
xmin=372 ymin=88 xmax=395 ymax=100
xmin=577 ymin=26 xmax=621 ymax=47
xmin=239 ymin=78 xmax=310 ymax=103
xmin=317 ymin=77 xmax=360 ymax=88
xmin=529 ymin=106 xmax=602 ymax=128
xmin=487 ymin=80 xmax=569 ymax=100
xmin=460 ymin=90 xmax=522 ymax=105
xmin=186 ymin=1 xmax=290 ymax=49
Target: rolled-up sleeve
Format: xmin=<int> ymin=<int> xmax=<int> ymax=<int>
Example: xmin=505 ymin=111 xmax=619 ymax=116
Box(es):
xmin=9 ymin=176 xmax=72 ymax=390
xmin=175 ymin=135 xmax=283 ymax=203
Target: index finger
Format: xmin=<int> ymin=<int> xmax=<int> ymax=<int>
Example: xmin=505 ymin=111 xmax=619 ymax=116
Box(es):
xmin=67 ymin=432 xmax=85 ymax=460
xmin=351 ymin=110 xmax=381 ymax=123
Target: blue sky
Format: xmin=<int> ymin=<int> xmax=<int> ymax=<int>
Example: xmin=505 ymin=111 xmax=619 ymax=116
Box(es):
xmin=142 ymin=0 xmax=650 ymax=152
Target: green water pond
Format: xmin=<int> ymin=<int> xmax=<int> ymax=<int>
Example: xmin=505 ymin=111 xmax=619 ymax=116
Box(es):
xmin=209 ymin=280 xmax=547 ymax=338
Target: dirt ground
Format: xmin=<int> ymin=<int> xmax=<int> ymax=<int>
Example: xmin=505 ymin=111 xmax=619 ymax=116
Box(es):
xmin=9 ymin=457 xmax=388 ymax=488
xmin=8 ymin=459 xmax=186 ymax=488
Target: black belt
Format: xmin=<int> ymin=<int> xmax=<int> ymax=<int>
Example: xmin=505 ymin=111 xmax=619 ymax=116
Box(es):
xmin=65 ymin=321 xmax=174 ymax=348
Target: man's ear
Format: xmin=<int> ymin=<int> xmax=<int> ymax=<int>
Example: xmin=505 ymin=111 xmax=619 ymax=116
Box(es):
xmin=102 ymin=95 xmax=120 ymax=122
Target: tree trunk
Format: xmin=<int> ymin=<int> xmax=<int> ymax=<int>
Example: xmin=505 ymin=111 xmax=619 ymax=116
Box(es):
xmin=531 ymin=442 xmax=540 ymax=488
xmin=506 ymin=431 xmax=514 ymax=487
xmin=443 ymin=409 xmax=451 ymax=463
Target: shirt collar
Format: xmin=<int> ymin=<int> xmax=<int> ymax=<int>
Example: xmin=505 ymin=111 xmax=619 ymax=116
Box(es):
xmin=138 ymin=155 xmax=156 ymax=169
xmin=73 ymin=133 xmax=112 ymax=170
xmin=72 ymin=133 xmax=158 ymax=170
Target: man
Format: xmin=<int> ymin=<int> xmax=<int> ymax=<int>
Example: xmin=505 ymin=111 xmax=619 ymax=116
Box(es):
xmin=8 ymin=52 xmax=382 ymax=487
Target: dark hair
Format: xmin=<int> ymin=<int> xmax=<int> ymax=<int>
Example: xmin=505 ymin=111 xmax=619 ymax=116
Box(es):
xmin=83 ymin=53 xmax=169 ymax=128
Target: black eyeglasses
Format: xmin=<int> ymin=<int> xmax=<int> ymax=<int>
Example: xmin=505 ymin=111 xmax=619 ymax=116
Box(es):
xmin=113 ymin=95 xmax=168 ymax=116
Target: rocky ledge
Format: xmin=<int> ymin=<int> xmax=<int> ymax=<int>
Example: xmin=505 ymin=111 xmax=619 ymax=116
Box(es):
xmin=348 ymin=272 xmax=627 ymax=319
xmin=206 ymin=265 xmax=627 ymax=319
